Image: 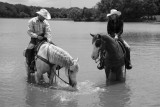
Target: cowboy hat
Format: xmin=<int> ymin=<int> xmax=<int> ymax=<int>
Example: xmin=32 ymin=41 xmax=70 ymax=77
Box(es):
xmin=36 ymin=9 xmax=51 ymax=20
xmin=107 ymin=9 xmax=121 ymax=17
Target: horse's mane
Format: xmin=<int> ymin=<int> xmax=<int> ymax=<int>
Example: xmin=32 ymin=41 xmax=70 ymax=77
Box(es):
xmin=48 ymin=44 xmax=74 ymax=68
xmin=92 ymin=33 xmax=114 ymax=44
xmin=99 ymin=33 xmax=114 ymax=42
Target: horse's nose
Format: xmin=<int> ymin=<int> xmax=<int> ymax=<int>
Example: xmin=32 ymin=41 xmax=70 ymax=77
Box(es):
xmin=71 ymin=82 xmax=77 ymax=88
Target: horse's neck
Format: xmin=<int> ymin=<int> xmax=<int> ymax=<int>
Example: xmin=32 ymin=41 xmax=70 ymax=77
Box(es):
xmin=102 ymin=35 xmax=117 ymax=53
xmin=102 ymin=36 xmax=124 ymax=60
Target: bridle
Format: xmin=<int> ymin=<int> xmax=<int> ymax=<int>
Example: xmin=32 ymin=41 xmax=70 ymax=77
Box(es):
xmin=93 ymin=37 xmax=106 ymax=63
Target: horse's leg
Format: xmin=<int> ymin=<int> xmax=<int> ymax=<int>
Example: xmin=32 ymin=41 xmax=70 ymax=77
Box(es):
xmin=112 ymin=66 xmax=124 ymax=81
xmin=25 ymin=61 xmax=32 ymax=82
xmin=49 ymin=65 xmax=56 ymax=85
xmin=35 ymin=71 xmax=42 ymax=84
xmin=105 ymin=66 xmax=111 ymax=82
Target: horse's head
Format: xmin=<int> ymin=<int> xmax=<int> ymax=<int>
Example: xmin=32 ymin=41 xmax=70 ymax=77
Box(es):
xmin=90 ymin=33 xmax=104 ymax=61
xmin=65 ymin=58 xmax=79 ymax=88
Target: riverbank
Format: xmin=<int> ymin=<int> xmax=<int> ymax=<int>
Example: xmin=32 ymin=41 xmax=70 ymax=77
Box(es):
xmin=0 ymin=17 xmax=160 ymax=24
xmin=52 ymin=18 xmax=72 ymax=21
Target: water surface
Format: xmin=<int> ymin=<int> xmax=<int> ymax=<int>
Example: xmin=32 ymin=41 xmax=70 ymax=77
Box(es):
xmin=0 ymin=18 xmax=160 ymax=107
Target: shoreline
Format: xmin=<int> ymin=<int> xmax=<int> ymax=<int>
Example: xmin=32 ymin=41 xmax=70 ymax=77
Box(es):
xmin=0 ymin=17 xmax=160 ymax=23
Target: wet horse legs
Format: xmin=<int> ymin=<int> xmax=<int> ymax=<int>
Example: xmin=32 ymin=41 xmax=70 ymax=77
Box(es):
xmin=49 ymin=65 xmax=57 ymax=85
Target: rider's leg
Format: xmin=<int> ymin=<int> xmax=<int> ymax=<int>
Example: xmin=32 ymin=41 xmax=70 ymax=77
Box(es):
xmin=26 ymin=39 xmax=36 ymax=72
xmin=123 ymin=40 xmax=132 ymax=69
xmin=26 ymin=44 xmax=35 ymax=69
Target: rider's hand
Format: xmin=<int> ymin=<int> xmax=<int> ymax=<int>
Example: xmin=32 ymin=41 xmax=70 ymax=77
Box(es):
xmin=39 ymin=33 xmax=45 ymax=37
xmin=115 ymin=34 xmax=118 ymax=40
xmin=37 ymin=36 xmax=43 ymax=40
xmin=47 ymin=39 xmax=51 ymax=42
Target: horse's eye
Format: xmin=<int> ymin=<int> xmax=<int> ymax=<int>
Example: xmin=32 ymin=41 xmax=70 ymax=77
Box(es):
xmin=69 ymin=70 xmax=74 ymax=73
xmin=95 ymin=40 xmax=101 ymax=47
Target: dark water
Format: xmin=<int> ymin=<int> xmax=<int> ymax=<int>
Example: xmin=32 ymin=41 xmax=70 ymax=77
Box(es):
xmin=0 ymin=19 xmax=160 ymax=107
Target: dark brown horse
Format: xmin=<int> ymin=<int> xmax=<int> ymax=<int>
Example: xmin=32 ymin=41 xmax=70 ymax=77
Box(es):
xmin=90 ymin=33 xmax=126 ymax=82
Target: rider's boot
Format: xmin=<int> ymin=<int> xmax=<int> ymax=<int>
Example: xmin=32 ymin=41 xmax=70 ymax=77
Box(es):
xmin=125 ymin=48 xmax=132 ymax=70
xmin=26 ymin=49 xmax=35 ymax=73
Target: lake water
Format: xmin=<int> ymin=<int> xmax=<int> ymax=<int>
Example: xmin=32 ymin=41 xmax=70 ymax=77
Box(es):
xmin=0 ymin=18 xmax=160 ymax=107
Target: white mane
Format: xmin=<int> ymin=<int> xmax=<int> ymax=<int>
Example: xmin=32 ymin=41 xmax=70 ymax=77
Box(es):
xmin=48 ymin=44 xmax=74 ymax=68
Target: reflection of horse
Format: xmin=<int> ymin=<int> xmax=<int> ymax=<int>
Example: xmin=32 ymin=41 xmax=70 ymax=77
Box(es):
xmin=90 ymin=34 xmax=125 ymax=82
xmin=24 ymin=42 xmax=79 ymax=88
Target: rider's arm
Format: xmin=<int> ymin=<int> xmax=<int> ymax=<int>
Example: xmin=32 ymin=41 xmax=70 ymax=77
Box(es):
xmin=117 ymin=20 xmax=123 ymax=38
xmin=107 ymin=21 xmax=114 ymax=36
xmin=27 ymin=19 xmax=38 ymax=38
xmin=107 ymin=21 xmax=115 ymax=38
xmin=44 ymin=21 xmax=52 ymax=42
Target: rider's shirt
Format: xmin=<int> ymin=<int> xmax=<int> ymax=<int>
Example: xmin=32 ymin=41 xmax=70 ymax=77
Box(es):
xmin=107 ymin=18 xmax=123 ymax=38
xmin=27 ymin=17 xmax=51 ymax=41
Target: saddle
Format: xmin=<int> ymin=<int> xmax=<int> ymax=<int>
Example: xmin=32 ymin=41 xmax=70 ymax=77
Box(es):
xmin=117 ymin=39 xmax=126 ymax=56
xmin=116 ymin=39 xmax=132 ymax=69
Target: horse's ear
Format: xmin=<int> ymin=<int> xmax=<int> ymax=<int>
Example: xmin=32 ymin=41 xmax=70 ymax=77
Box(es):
xmin=75 ymin=58 xmax=79 ymax=62
xmin=97 ymin=34 xmax=101 ymax=39
xmin=90 ymin=33 xmax=95 ymax=37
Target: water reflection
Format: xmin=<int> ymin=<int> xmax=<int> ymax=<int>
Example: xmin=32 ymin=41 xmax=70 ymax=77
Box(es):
xmin=98 ymin=83 xmax=131 ymax=107
xmin=25 ymin=83 xmax=78 ymax=107
xmin=124 ymin=32 xmax=160 ymax=107
xmin=1 ymin=19 xmax=160 ymax=107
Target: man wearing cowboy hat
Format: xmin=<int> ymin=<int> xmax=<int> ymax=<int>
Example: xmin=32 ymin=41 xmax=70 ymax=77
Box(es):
xmin=26 ymin=8 xmax=52 ymax=72
xmin=98 ymin=9 xmax=132 ymax=70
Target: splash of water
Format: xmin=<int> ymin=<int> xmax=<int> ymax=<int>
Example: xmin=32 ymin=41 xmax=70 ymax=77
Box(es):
xmin=51 ymin=80 xmax=105 ymax=102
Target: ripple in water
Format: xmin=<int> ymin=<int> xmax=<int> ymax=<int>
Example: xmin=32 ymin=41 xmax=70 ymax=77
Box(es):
xmin=51 ymin=80 xmax=105 ymax=102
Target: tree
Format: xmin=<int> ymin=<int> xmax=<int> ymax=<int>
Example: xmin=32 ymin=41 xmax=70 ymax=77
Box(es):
xmin=121 ymin=0 xmax=144 ymax=21
xmin=19 ymin=12 xmax=29 ymax=18
xmin=68 ymin=7 xmax=82 ymax=21
xmin=143 ymin=0 xmax=158 ymax=19
xmin=96 ymin=0 xmax=146 ymax=21
xmin=81 ymin=7 xmax=93 ymax=21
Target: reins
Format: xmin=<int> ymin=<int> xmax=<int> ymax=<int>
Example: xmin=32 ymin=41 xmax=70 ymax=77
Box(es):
xmin=53 ymin=69 xmax=70 ymax=85
xmin=95 ymin=39 xmax=105 ymax=64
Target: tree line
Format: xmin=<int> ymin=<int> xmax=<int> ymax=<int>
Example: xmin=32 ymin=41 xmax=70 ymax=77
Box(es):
xmin=0 ymin=0 xmax=160 ymax=22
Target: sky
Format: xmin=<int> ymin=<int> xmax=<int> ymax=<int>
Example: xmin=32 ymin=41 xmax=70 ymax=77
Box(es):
xmin=0 ymin=0 xmax=101 ymax=8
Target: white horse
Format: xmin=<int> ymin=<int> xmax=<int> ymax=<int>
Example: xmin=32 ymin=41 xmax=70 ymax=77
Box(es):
xmin=25 ymin=42 xmax=79 ymax=88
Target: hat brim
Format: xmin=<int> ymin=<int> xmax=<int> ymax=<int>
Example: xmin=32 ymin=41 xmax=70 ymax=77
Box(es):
xmin=36 ymin=11 xmax=51 ymax=20
xmin=107 ymin=11 xmax=121 ymax=17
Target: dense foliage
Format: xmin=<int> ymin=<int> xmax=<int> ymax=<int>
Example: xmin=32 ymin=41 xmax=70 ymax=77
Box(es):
xmin=0 ymin=0 xmax=160 ymax=22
